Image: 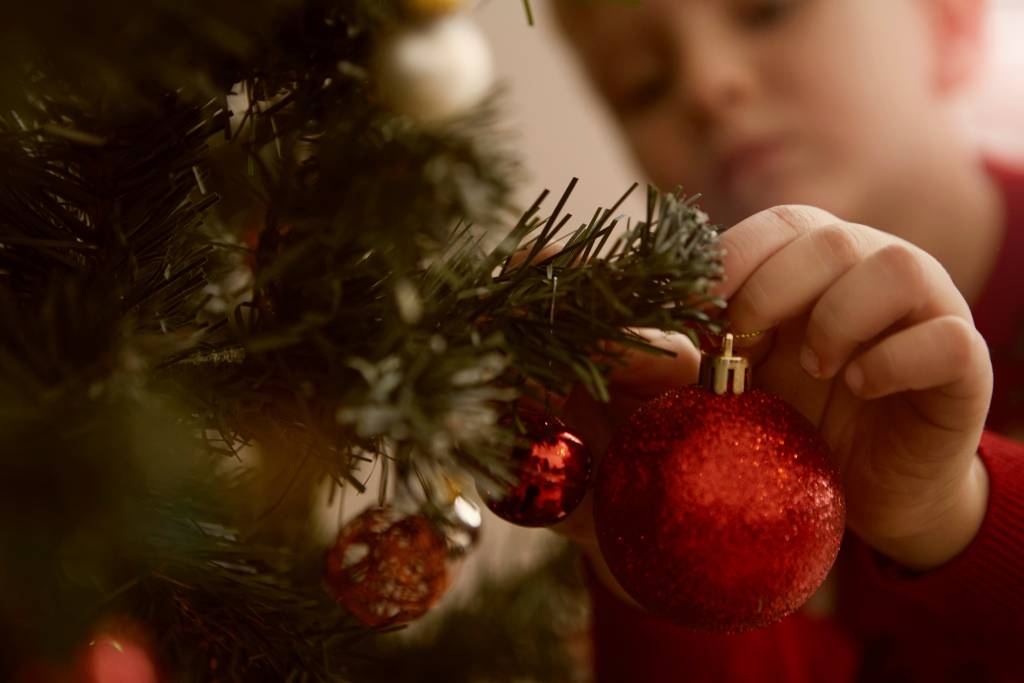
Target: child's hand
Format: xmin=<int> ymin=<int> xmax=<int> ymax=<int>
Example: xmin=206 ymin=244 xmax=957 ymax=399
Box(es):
xmin=555 ymin=205 xmax=993 ymax=582
xmin=716 ymin=204 xmax=992 ymax=571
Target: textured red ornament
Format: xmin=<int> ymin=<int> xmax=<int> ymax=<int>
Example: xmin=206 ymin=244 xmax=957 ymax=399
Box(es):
xmin=324 ymin=506 xmax=450 ymax=627
xmin=482 ymin=413 xmax=591 ymax=527
xmin=594 ymin=386 xmax=845 ymax=632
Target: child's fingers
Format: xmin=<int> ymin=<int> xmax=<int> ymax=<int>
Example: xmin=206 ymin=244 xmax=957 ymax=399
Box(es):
xmin=844 ymin=316 xmax=992 ymax=428
xmin=714 ymin=204 xmax=840 ymax=305
xmin=725 ymin=220 xmax=896 ymax=333
xmin=503 ymin=242 xmax=562 ymax=271
xmin=802 ymin=243 xmax=973 ymax=379
xmin=605 ymin=329 xmax=701 ymax=399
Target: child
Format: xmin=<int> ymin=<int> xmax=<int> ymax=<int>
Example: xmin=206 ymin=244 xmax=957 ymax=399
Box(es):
xmin=549 ymin=1 xmax=1024 ymax=681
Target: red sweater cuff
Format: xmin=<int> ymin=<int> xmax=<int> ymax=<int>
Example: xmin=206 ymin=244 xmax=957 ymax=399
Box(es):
xmin=851 ymin=430 xmax=1024 ymax=633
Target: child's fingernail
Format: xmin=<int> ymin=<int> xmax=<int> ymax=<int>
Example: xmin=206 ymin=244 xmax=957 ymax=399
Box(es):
xmin=846 ymin=363 xmax=864 ymax=394
xmin=799 ymin=345 xmax=820 ymax=377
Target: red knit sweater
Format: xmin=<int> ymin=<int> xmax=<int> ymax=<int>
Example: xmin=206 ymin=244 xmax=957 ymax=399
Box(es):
xmin=587 ymin=160 xmax=1024 ymax=683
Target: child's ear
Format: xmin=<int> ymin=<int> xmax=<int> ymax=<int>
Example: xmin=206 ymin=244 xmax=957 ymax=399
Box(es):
xmin=925 ymin=0 xmax=989 ymax=95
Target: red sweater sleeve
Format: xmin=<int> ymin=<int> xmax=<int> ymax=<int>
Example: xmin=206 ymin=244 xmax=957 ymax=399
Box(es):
xmin=837 ymin=430 xmax=1024 ymax=679
xmin=584 ymin=560 xmax=859 ymax=683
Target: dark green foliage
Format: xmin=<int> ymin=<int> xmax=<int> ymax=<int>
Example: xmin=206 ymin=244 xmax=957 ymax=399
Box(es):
xmin=0 ymin=1 xmax=724 ymax=680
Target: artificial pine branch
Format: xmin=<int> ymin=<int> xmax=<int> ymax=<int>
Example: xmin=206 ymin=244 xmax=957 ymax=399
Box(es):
xmin=192 ymin=178 xmax=724 ymax=505
xmin=2 ymin=1 xmax=727 ymax=680
xmin=468 ymin=182 xmax=725 ymax=402
xmin=0 ymin=87 xmax=228 ymax=675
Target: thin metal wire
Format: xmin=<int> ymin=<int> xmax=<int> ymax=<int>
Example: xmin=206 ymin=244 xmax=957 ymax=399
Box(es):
xmin=706 ymin=327 xmax=767 ymax=343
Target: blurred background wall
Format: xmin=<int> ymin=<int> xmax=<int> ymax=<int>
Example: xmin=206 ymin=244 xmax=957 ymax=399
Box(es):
xmin=478 ymin=0 xmax=647 ymax=221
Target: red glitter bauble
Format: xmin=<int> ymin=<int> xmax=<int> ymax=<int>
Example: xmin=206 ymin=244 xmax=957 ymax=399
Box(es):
xmin=594 ymin=386 xmax=845 ymax=632
xmin=324 ymin=506 xmax=450 ymax=627
xmin=481 ymin=414 xmax=591 ymax=527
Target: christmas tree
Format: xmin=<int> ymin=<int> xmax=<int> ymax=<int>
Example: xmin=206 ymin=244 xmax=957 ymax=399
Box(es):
xmin=0 ymin=1 xmax=725 ymax=680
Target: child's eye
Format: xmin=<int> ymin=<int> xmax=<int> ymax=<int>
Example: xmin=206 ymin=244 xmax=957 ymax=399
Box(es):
xmin=600 ymin=56 xmax=672 ymax=116
xmin=737 ymin=0 xmax=805 ymax=29
xmin=613 ymin=72 xmax=673 ymax=115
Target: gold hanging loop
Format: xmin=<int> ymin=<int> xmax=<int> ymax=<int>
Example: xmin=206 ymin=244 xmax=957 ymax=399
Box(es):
xmin=698 ymin=332 xmax=752 ymax=395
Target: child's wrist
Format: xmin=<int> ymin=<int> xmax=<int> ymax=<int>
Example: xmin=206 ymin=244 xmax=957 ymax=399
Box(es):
xmin=870 ymin=455 xmax=990 ymax=572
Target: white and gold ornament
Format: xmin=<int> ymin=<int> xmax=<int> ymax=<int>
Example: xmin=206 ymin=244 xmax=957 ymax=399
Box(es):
xmin=375 ymin=13 xmax=494 ymax=122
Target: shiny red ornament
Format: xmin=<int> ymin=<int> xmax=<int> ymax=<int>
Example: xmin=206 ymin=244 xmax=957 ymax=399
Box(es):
xmin=482 ymin=413 xmax=591 ymax=527
xmin=594 ymin=337 xmax=845 ymax=632
xmin=324 ymin=506 xmax=450 ymax=627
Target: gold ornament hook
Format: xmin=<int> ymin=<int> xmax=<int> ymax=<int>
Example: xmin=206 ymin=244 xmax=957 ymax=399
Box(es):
xmin=698 ymin=332 xmax=751 ymax=395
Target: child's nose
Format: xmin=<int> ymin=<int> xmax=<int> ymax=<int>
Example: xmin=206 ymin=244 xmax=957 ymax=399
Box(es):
xmin=671 ymin=21 xmax=757 ymax=126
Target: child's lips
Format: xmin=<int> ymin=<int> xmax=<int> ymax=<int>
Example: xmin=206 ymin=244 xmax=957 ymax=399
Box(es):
xmin=715 ymin=138 xmax=789 ymax=193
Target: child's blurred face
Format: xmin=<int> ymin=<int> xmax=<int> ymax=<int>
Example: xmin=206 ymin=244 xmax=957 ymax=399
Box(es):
xmin=557 ymin=0 xmax=981 ymax=226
